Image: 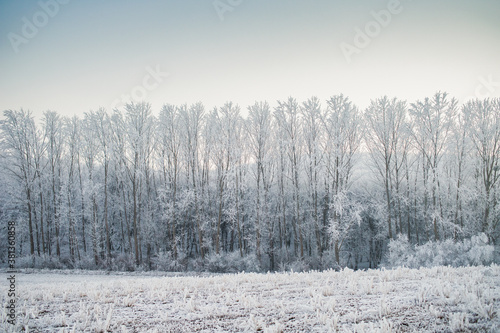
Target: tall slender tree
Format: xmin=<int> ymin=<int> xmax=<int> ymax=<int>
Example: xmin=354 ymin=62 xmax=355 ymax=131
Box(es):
xmin=322 ymin=95 xmax=361 ymax=264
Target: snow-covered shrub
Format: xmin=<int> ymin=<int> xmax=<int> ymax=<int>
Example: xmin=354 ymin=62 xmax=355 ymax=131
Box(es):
xmin=234 ymin=252 xmax=261 ymax=272
xmin=386 ymin=233 xmax=494 ymax=268
xmin=16 ymin=255 xmax=35 ymax=269
xmin=280 ymin=258 xmax=311 ymax=273
xmin=280 ymin=256 xmax=329 ymax=272
xmin=387 ymin=234 xmax=413 ymax=268
xmin=152 ymin=250 xmax=170 ymax=271
xmin=320 ymin=250 xmax=341 ymax=271
xmin=59 ymin=256 xmax=75 ymax=269
xmin=152 ymin=250 xmax=186 ymax=272
xmin=76 ymin=254 xmax=99 ymax=270
xmin=406 ymin=240 xmax=448 ymax=268
xmin=206 ymin=253 xmax=228 ymax=273
xmin=289 ymin=259 xmax=311 ymax=273
xmin=16 ymin=255 xmax=66 ymax=269
xmin=110 ymin=253 xmax=135 ymax=271
xmin=467 ymin=233 xmax=494 ymax=265
xmin=494 ymin=246 xmax=500 ymax=265
xmin=206 ymin=251 xmax=261 ymax=273
xmin=41 ymin=257 xmax=65 ymax=269
xmin=187 ymin=257 xmax=205 ymax=272
xmin=301 ymin=255 xmax=321 ymax=271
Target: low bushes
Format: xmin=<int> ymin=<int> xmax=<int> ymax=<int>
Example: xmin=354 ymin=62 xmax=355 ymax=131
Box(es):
xmin=386 ymin=233 xmax=494 ymax=268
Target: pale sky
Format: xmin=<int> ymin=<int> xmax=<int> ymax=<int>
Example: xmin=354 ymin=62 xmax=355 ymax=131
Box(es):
xmin=1 ymin=0 xmax=499 ymax=121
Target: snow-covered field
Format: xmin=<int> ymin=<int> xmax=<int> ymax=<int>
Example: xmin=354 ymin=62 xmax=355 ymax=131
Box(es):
xmin=1 ymin=265 xmax=499 ymax=332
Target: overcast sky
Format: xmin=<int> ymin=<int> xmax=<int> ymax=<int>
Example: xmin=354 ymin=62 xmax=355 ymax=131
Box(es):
xmin=1 ymin=0 xmax=499 ymax=120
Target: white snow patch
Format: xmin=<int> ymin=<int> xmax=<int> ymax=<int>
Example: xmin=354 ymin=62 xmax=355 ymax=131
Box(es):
xmin=1 ymin=265 xmax=499 ymax=332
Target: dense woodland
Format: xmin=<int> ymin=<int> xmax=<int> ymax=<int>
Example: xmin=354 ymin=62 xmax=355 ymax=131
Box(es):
xmin=1 ymin=92 xmax=499 ymax=271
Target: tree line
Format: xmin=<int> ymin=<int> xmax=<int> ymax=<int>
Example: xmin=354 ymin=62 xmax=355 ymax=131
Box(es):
xmin=1 ymin=92 xmax=499 ymax=271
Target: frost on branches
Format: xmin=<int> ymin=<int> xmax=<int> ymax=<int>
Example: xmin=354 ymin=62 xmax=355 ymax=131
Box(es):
xmin=387 ymin=233 xmax=494 ymax=268
xmin=0 ymin=94 xmax=499 ymax=272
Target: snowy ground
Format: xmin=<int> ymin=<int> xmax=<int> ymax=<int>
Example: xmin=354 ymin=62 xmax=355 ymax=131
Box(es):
xmin=1 ymin=265 xmax=499 ymax=332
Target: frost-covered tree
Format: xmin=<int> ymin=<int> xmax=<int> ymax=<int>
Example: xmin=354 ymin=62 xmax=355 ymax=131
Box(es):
xmin=464 ymin=98 xmax=500 ymax=242
xmin=43 ymin=111 xmax=65 ymax=257
xmin=410 ymin=92 xmax=457 ymax=241
xmin=247 ymin=101 xmax=273 ymax=263
xmin=61 ymin=116 xmax=81 ymax=262
xmin=158 ymin=104 xmax=182 ymax=258
xmin=85 ymin=109 xmax=113 ymax=264
xmin=3 ymin=93 xmax=498 ymax=271
xmin=300 ymin=97 xmax=324 ymax=259
xmin=82 ymin=111 xmax=100 ymax=265
xmin=447 ymin=104 xmax=473 ymax=239
xmin=180 ymin=102 xmax=205 ymax=259
xmin=107 ymin=102 xmax=155 ymax=266
xmin=365 ymin=97 xmax=407 ymax=240
xmin=275 ymin=97 xmax=304 ymax=258
xmin=1 ymin=110 xmax=43 ymax=257
xmin=322 ymin=95 xmax=361 ymax=264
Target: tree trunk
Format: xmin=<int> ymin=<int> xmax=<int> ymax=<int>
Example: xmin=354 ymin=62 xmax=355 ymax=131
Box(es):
xmin=104 ymin=161 xmax=111 ymax=265
xmin=27 ymin=187 xmax=35 ymax=256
